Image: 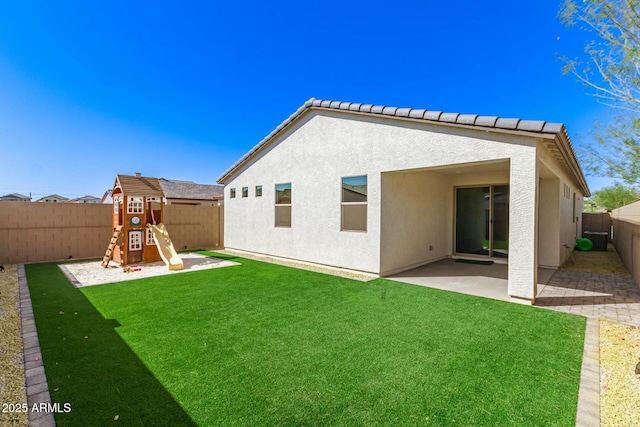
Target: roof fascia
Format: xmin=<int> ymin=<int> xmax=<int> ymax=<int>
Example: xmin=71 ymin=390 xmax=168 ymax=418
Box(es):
xmin=553 ymin=130 xmax=591 ymax=197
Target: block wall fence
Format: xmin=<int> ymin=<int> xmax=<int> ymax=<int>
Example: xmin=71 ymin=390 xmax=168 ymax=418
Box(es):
xmin=610 ymin=201 xmax=640 ymax=289
xmin=0 ymin=202 xmax=224 ymax=264
xmin=611 ymin=218 xmax=640 ymax=289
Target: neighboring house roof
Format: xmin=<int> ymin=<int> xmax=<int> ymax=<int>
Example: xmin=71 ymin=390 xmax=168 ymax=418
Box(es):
xmin=114 ymin=175 xmax=165 ymax=198
xmin=158 ymin=178 xmax=224 ymax=200
xmin=36 ymin=194 xmax=69 ymax=202
xmin=0 ymin=193 xmax=31 ymax=201
xmin=217 ymin=98 xmax=590 ymax=197
xmin=343 ymin=184 xmax=368 ymax=197
xmin=70 ymin=195 xmax=101 ymax=203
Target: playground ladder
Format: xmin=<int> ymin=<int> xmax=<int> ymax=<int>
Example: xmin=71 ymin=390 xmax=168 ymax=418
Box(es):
xmin=101 ymin=226 xmax=123 ymax=268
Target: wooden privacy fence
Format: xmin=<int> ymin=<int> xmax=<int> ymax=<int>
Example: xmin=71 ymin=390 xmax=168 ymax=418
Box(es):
xmin=582 ymin=212 xmax=612 ymax=241
xmin=0 ymin=202 xmax=224 ymax=264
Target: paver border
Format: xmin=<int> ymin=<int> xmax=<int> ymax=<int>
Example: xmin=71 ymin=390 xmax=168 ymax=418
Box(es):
xmin=18 ymin=264 xmax=56 ymax=427
xmin=575 ymin=317 xmax=600 ymax=427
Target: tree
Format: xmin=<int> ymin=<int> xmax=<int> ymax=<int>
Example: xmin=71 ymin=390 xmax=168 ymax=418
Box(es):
xmin=582 ymin=114 xmax=640 ymax=185
xmin=589 ymin=184 xmax=640 ymax=210
xmin=560 ymin=0 xmax=640 ymax=112
xmin=560 ymin=1 xmax=640 ymax=185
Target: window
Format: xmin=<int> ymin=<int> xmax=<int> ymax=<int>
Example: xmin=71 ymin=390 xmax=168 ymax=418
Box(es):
xmin=129 ymin=231 xmax=142 ymax=251
xmin=127 ymin=197 xmax=144 ymax=214
xmin=230 ymin=188 xmax=236 ymax=199
xmin=341 ymin=175 xmax=367 ymax=232
xmin=147 ymin=197 xmax=161 ymax=203
xmin=275 ymin=183 xmax=291 ymax=227
xmin=573 ymin=192 xmax=576 ymax=223
xmin=255 ymin=185 xmax=262 ymax=197
xmin=242 ymin=187 xmax=248 ymax=198
xmin=113 ymin=198 xmax=119 ymax=214
xmin=146 ymin=228 xmax=155 ymax=245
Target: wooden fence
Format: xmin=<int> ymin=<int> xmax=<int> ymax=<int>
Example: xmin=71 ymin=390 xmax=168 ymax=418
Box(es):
xmin=582 ymin=212 xmax=612 ymax=241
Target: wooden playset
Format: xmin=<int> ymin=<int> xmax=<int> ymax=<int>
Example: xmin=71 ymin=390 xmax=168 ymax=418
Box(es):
xmin=101 ymin=174 xmax=183 ymax=270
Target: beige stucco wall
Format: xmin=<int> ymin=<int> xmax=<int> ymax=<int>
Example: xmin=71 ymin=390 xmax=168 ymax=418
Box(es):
xmin=538 ymin=178 xmax=561 ymax=267
xmin=224 ymin=110 xmax=541 ymax=302
xmin=379 ymin=170 xmax=450 ymax=275
xmin=378 ymin=166 xmax=512 ymax=276
xmin=536 ymin=141 xmax=586 ymax=267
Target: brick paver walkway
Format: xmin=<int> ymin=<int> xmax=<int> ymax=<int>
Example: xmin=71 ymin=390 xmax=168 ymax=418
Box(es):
xmin=536 ymin=269 xmax=640 ymax=426
xmin=536 ymin=269 xmax=640 ymax=326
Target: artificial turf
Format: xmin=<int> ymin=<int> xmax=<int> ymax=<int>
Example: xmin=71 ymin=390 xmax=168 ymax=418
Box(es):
xmin=26 ymin=253 xmax=586 ymax=426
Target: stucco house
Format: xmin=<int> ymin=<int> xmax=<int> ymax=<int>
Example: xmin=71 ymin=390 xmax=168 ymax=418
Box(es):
xmin=0 ymin=193 xmax=31 ymax=202
xmin=70 ymin=195 xmax=101 ymax=204
xmin=36 ymin=194 xmax=69 ymax=203
xmin=217 ymin=98 xmax=590 ymax=305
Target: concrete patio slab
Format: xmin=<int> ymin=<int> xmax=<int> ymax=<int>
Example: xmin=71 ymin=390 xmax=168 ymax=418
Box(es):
xmin=386 ymin=258 xmax=555 ymax=302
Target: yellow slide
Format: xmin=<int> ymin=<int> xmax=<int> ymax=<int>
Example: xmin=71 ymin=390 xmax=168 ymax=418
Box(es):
xmin=149 ymin=223 xmax=184 ymax=270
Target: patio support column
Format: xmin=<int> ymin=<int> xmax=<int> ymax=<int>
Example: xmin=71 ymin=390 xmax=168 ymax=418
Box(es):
xmin=508 ymin=153 xmax=538 ymax=305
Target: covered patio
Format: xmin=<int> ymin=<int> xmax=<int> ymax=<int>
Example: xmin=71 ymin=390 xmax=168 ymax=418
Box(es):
xmin=386 ymin=249 xmax=640 ymax=326
xmin=386 ymin=259 xmax=556 ymax=302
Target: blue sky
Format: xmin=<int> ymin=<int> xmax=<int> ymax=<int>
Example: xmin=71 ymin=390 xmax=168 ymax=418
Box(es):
xmin=0 ymin=1 xmax=613 ymax=200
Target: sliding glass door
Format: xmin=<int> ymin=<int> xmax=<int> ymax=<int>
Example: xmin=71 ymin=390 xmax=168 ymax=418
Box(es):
xmin=455 ymin=185 xmax=509 ymax=258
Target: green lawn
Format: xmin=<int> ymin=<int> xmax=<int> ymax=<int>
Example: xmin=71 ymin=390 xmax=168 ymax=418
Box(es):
xmin=26 ymin=252 xmax=586 ymax=426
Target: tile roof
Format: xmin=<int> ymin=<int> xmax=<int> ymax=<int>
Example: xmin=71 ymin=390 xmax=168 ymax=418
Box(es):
xmin=0 ymin=193 xmax=31 ymax=200
xmin=217 ymin=98 xmax=580 ymax=188
xmin=36 ymin=194 xmax=69 ymax=202
xmin=70 ymin=195 xmax=100 ymax=202
xmin=343 ymin=184 xmax=368 ymax=197
xmin=158 ymin=179 xmax=224 ymax=200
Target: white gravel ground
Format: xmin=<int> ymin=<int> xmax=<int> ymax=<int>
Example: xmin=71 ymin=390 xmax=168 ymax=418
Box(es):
xmin=60 ymin=253 xmax=239 ymax=287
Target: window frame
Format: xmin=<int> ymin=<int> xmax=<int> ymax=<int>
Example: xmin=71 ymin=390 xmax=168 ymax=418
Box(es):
xmin=230 ymin=188 xmax=236 ymax=199
xmin=255 ymin=185 xmax=262 ymax=197
xmin=275 ymin=182 xmax=292 ymax=228
xmin=340 ymin=175 xmax=368 ymax=232
xmin=127 ymin=196 xmax=144 ymax=214
xmin=242 ymin=187 xmax=248 ymax=198
xmin=146 ymin=228 xmax=156 ymax=245
xmin=129 ymin=230 xmax=143 ymax=251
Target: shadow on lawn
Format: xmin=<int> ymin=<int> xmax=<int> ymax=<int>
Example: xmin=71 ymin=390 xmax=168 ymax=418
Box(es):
xmin=25 ymin=263 xmax=196 ymax=427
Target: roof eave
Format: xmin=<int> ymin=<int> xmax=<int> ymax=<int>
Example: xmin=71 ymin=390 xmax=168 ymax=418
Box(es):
xmin=217 ymin=99 xmax=589 ymax=190
xmin=555 ymin=128 xmax=591 ymax=197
